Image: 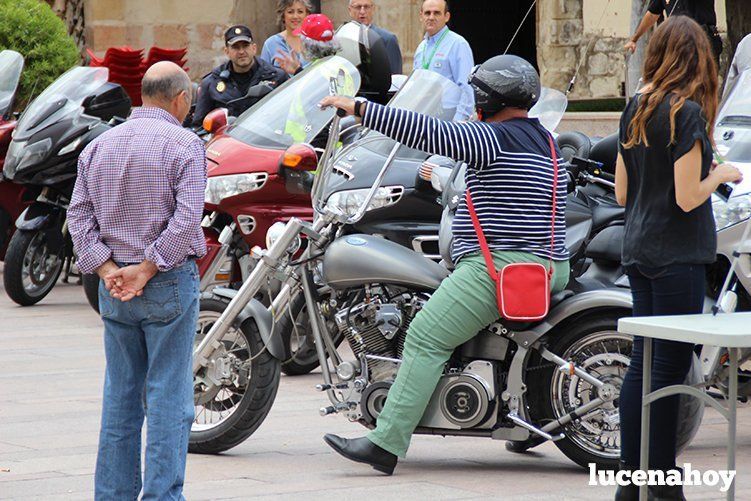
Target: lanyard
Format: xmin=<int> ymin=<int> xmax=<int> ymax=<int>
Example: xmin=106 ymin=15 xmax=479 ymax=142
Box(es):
xmin=422 ymin=29 xmax=449 ymax=69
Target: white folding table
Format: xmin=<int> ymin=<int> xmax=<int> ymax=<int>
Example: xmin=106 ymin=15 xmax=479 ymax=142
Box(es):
xmin=618 ymin=312 xmax=751 ymax=501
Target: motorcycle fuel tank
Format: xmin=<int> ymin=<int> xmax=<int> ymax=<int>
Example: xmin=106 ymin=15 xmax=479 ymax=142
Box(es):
xmin=322 ymin=234 xmax=449 ymax=291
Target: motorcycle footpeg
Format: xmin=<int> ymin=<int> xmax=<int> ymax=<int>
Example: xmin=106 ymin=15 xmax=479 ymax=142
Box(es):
xmin=507 ymin=413 xmax=564 ymax=442
xmin=319 ymin=401 xmax=356 ymax=416
xmin=316 ymin=383 xmax=350 ymax=392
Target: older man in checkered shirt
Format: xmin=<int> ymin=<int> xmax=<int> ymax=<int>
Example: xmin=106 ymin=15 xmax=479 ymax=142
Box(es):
xmin=68 ymin=61 xmax=206 ymax=500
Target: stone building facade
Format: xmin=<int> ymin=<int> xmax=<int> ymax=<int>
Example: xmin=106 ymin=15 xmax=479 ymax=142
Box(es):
xmin=83 ymin=0 xmax=727 ymax=99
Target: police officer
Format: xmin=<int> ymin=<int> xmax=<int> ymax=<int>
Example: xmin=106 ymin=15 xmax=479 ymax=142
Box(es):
xmin=192 ymin=25 xmax=288 ymax=126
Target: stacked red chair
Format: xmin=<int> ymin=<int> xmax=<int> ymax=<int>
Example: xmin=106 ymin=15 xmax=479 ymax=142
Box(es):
xmin=86 ymin=46 xmax=189 ymax=107
xmin=87 ymin=47 xmax=145 ymax=105
xmin=142 ymin=47 xmax=189 ymax=73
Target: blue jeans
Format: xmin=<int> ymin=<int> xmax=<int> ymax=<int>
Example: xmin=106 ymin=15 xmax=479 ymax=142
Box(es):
xmin=619 ymin=263 xmax=705 ymax=469
xmin=95 ymin=261 xmax=199 ymax=501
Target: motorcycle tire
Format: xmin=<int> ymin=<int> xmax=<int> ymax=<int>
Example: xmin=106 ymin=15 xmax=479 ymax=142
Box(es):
xmin=189 ymin=297 xmax=281 ymax=454
xmin=82 ymin=273 xmax=101 ymax=313
xmin=3 ymin=229 xmax=63 ymax=306
xmin=277 ymin=293 xmax=345 ymax=376
xmin=526 ymin=313 xmax=704 ymax=470
xmin=0 ymin=208 xmax=10 ymax=259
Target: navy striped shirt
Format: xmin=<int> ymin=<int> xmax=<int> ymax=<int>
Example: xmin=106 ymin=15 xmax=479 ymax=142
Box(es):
xmin=362 ymin=103 xmax=568 ymax=263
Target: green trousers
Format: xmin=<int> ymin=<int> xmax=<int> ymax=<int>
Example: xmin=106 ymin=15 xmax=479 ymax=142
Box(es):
xmin=367 ymin=250 xmax=569 ymax=458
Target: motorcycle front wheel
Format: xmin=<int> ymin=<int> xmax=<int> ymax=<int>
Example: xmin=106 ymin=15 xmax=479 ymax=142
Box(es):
xmin=277 ymin=293 xmax=344 ymax=376
xmin=3 ymin=229 xmax=63 ymax=306
xmin=525 ymin=313 xmax=703 ymax=470
xmin=189 ymin=297 xmax=281 ymax=454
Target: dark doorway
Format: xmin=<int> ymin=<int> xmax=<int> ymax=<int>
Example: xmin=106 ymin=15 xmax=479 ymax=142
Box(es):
xmin=448 ymin=0 xmax=537 ymax=68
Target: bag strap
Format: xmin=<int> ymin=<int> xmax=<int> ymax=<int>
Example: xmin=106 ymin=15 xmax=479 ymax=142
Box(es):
xmin=465 ymin=132 xmax=559 ymax=280
xmin=547 ymin=133 xmax=559 ymax=276
xmin=465 ymin=190 xmax=498 ymax=281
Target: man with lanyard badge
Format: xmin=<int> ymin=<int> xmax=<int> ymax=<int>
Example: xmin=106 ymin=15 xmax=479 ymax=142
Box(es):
xmin=413 ymin=0 xmax=475 ymax=120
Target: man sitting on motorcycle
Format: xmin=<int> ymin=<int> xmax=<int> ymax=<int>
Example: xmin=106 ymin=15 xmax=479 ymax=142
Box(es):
xmin=192 ymin=24 xmax=288 ymax=126
xmin=319 ymin=55 xmax=570 ymax=475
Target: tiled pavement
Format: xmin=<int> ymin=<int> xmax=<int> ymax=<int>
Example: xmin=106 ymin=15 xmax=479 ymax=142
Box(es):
xmin=0 ymin=269 xmax=749 ymax=500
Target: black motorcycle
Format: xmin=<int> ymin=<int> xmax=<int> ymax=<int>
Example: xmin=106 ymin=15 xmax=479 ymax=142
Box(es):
xmin=2 ymin=66 xmax=130 ymax=305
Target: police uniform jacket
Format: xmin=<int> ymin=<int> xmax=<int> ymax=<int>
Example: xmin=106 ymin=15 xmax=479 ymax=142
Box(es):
xmin=192 ymin=57 xmax=287 ymax=126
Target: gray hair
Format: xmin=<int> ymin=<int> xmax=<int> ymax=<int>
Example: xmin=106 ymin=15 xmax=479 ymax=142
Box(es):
xmin=141 ymin=70 xmax=192 ymax=103
xmin=276 ymin=0 xmax=314 ymax=31
xmin=302 ymin=36 xmax=341 ymax=60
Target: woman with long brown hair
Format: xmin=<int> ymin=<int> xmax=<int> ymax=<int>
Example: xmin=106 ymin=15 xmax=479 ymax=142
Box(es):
xmin=614 ymin=15 xmax=742 ymax=501
xmin=260 ymin=0 xmax=313 ymax=75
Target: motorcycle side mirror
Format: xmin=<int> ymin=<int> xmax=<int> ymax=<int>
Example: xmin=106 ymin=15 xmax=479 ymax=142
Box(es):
xmin=82 ymin=94 xmax=96 ymax=110
xmin=246 ymin=82 xmax=275 ymax=99
xmin=280 ymin=143 xmax=318 ymax=171
xmin=203 ymin=108 xmax=228 ymax=134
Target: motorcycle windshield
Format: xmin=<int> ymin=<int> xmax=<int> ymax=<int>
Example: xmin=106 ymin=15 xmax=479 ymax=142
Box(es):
xmin=355 ymin=69 xmax=463 ymax=161
xmin=227 ymin=55 xmax=361 ymax=150
xmin=0 ymin=50 xmax=24 ymax=117
xmin=529 ymin=87 xmax=568 ymax=134
xmin=13 ymin=66 xmax=109 ymax=140
xmin=716 ymin=69 xmax=751 ymax=164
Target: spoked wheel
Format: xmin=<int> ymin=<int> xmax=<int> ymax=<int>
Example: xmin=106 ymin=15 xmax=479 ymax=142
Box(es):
xmin=3 ymin=230 xmax=63 ymax=306
xmin=278 ymin=293 xmax=344 ymax=376
xmin=527 ymin=314 xmax=704 ymax=470
xmin=189 ymin=298 xmax=280 ymax=454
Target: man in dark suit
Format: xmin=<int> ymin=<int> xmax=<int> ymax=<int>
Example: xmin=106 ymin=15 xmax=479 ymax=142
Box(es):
xmin=348 ymin=0 xmax=403 ymax=74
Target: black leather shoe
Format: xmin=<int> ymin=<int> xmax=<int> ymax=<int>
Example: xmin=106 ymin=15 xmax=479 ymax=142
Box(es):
xmin=648 ymin=483 xmax=686 ymax=500
xmin=614 ymin=461 xmax=638 ymax=501
xmin=323 ymin=434 xmax=397 ymax=475
xmin=614 ymin=484 xmax=639 ymax=501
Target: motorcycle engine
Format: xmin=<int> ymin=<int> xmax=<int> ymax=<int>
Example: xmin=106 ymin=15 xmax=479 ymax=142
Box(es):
xmin=334 ymin=290 xmax=423 ymax=382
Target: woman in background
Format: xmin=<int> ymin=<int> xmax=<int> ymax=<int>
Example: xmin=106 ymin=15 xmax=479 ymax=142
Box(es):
xmin=614 ymin=15 xmax=742 ymax=501
xmin=261 ymin=0 xmax=314 ymax=75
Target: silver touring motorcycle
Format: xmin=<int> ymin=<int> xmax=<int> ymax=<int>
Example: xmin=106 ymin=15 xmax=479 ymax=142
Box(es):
xmin=189 ymin=55 xmax=702 ymax=469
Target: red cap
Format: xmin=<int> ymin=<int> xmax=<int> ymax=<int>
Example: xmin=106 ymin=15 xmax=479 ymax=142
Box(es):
xmin=293 ymin=14 xmax=334 ymax=42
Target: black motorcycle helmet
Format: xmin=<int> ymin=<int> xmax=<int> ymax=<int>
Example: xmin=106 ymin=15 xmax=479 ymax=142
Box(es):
xmin=470 ymin=55 xmax=541 ymax=119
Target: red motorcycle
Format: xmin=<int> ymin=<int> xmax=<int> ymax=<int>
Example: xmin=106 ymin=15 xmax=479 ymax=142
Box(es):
xmin=0 ymin=50 xmax=29 ymax=260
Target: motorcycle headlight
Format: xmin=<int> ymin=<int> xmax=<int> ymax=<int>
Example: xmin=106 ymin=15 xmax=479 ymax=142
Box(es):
xmin=326 ymin=185 xmax=404 ymax=215
xmin=4 ymin=138 xmax=51 ymax=175
xmin=713 ymin=196 xmax=751 ymax=231
xmin=204 ymin=173 xmax=269 ymax=205
xmin=265 ymin=221 xmax=301 ymax=254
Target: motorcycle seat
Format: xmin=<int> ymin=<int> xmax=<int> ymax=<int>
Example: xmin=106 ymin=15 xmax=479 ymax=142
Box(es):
xmin=556 ymin=131 xmax=592 ymax=163
xmin=591 ymin=205 xmax=624 ymax=232
xmin=500 ymin=289 xmax=575 ymax=332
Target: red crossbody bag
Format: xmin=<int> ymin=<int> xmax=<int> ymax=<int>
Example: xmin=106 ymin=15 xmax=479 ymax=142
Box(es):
xmin=465 ymin=133 xmax=559 ymax=321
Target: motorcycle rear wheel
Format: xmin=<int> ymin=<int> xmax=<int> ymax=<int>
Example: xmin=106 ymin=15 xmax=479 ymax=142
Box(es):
xmin=189 ymin=298 xmax=281 ymax=454
xmin=526 ymin=313 xmax=704 ymax=470
xmin=82 ymin=273 xmax=100 ymax=313
xmin=3 ymin=229 xmax=63 ymax=306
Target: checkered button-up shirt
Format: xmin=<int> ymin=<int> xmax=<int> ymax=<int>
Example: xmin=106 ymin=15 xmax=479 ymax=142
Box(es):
xmin=68 ymin=107 xmax=207 ymax=273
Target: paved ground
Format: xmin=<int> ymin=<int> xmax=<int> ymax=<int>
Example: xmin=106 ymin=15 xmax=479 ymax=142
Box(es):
xmin=1 ymin=268 xmax=750 ymax=500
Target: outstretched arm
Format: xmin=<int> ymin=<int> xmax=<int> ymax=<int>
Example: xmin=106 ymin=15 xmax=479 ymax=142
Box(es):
xmin=624 ymin=11 xmax=660 ymax=53
xmin=319 ymin=97 xmax=500 ymax=169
